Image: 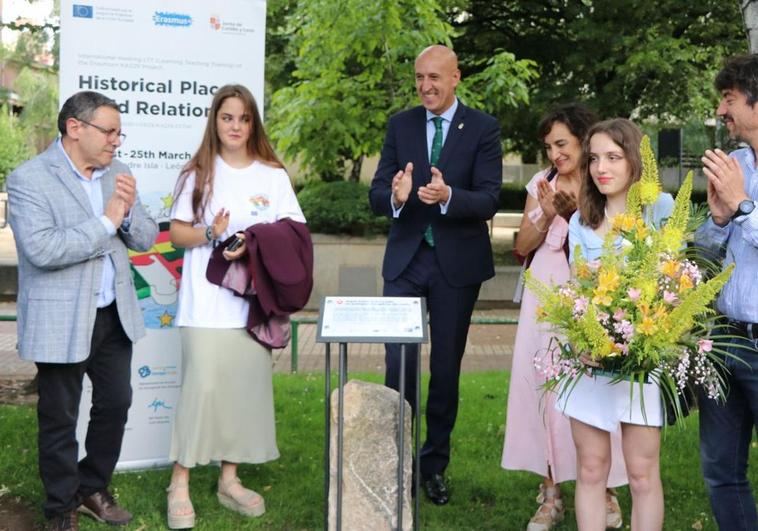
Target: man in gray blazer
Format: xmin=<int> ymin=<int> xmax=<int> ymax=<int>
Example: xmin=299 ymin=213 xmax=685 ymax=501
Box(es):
xmin=7 ymin=91 xmax=158 ymax=531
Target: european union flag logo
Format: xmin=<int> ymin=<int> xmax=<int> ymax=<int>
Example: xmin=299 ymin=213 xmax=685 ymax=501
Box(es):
xmin=72 ymin=5 xmax=93 ymax=18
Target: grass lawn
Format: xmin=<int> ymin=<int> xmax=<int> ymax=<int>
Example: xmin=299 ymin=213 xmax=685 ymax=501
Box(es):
xmin=1 ymin=370 xmax=755 ymax=530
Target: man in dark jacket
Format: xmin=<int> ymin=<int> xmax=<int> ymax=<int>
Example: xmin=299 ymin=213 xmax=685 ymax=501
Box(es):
xmin=369 ymin=44 xmax=502 ymax=505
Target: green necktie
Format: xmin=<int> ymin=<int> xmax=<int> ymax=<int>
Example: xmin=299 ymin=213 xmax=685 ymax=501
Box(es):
xmin=424 ymin=116 xmax=444 ymax=247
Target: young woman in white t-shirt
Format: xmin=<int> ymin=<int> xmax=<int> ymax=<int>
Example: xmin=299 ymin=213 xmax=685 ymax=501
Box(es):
xmin=165 ymin=84 xmax=305 ymax=529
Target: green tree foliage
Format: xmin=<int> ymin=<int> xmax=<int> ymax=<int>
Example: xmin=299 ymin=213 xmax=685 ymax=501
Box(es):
xmin=296 ymin=180 xmax=389 ymax=235
xmin=14 ymin=66 xmax=58 ymax=151
xmin=0 ymin=106 xmax=33 ymax=187
xmin=264 ymin=0 xmax=297 ymax=111
xmin=449 ymin=0 xmax=745 ymax=160
xmin=269 ymin=0 xmax=451 ymax=182
xmin=268 ymin=0 xmax=536 ymax=181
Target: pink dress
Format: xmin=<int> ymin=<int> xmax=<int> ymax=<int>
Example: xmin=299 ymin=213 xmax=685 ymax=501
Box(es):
xmin=501 ymin=170 xmax=627 ymax=487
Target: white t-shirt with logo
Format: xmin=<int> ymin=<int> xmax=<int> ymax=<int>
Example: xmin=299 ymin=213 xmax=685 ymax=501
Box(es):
xmin=171 ymin=156 xmax=306 ymax=328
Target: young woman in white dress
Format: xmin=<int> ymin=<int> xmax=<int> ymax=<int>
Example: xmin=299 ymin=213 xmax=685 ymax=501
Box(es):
xmin=564 ymin=118 xmax=673 ymax=530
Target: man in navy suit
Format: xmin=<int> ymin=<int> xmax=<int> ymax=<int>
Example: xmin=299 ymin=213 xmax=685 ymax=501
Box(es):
xmin=369 ymin=45 xmax=502 ymax=505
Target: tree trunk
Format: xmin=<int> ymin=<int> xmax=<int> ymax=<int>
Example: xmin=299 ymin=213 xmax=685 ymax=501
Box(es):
xmin=742 ymin=1 xmax=758 ymax=52
xmin=348 ymin=155 xmax=364 ymax=182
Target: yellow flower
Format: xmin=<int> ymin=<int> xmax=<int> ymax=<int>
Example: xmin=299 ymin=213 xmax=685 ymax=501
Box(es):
xmin=638 ymin=279 xmax=658 ymax=303
xmin=639 ymin=180 xmax=661 ymax=205
xmin=634 ymin=219 xmax=648 ymax=240
xmin=602 ymin=339 xmax=617 ymax=357
xmin=638 ymin=314 xmax=657 ymax=335
xmin=536 ymin=306 xmax=547 ymax=319
xmin=576 ymin=263 xmax=592 ymax=280
xmin=608 ymin=342 xmax=623 ymax=357
xmin=653 ymin=304 xmax=668 ymax=321
xmin=598 ymin=268 xmax=620 ymax=292
xmin=592 ymin=290 xmax=612 ymax=306
xmin=661 ymin=227 xmax=684 ymax=252
xmin=678 ymin=274 xmax=693 ymax=293
xmin=660 ymin=260 xmax=680 ymax=278
xmin=612 ymin=213 xmax=636 ymax=232
xmin=592 ymin=339 xmax=615 ymax=358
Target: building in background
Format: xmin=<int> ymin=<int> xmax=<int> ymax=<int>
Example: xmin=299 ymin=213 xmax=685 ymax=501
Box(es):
xmin=0 ymin=0 xmax=56 ymax=111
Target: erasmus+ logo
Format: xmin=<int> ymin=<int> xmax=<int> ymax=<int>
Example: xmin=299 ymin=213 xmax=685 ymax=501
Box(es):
xmin=72 ymin=5 xmax=93 ymax=18
xmin=153 ymin=12 xmax=192 ymax=27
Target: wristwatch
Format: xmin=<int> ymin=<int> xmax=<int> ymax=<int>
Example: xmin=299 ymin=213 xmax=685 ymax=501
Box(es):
xmin=204 ymin=225 xmax=214 ymax=242
xmin=731 ymin=199 xmax=756 ymax=221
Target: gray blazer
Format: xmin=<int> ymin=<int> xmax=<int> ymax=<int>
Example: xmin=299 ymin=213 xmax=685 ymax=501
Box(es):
xmin=7 ymin=142 xmax=159 ymax=363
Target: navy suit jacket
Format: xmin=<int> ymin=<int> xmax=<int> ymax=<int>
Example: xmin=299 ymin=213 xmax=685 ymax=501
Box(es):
xmin=369 ymin=103 xmax=503 ymax=288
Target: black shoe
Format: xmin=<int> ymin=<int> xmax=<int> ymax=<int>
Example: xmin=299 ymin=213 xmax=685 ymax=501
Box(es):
xmin=422 ymin=473 xmax=449 ymax=505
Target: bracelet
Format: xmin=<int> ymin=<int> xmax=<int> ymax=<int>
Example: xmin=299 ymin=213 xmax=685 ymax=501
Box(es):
xmin=204 ymin=225 xmax=213 ymax=242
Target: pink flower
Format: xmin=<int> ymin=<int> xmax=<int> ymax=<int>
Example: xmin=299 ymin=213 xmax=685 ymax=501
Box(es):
xmin=698 ymin=339 xmax=713 ymax=354
xmin=627 ymin=288 xmax=641 ymax=301
xmin=613 ymin=309 xmax=626 ymax=321
xmin=663 ymin=291 xmax=678 ymax=304
xmin=615 ymin=342 xmax=630 ymax=355
xmin=573 ymin=296 xmax=589 ymax=315
xmin=587 ymin=259 xmax=601 ymax=270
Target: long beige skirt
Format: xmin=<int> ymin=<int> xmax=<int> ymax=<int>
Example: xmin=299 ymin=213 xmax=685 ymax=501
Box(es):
xmin=169 ymin=327 xmax=280 ymax=467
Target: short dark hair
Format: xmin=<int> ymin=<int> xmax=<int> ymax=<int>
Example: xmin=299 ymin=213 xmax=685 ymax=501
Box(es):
xmin=714 ymin=54 xmax=758 ymax=106
xmin=537 ymin=103 xmax=599 ymax=143
xmin=57 ymin=91 xmax=119 ymax=137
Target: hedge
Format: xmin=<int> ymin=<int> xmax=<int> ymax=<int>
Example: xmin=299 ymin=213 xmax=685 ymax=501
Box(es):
xmin=499 ymin=182 xmax=706 ymax=213
xmin=296 ymin=180 xmax=390 ymax=236
xmin=296 ymin=180 xmax=708 ymax=235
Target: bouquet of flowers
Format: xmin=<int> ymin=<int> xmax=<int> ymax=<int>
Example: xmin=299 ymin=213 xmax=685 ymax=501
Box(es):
xmin=525 ymin=136 xmax=735 ymax=424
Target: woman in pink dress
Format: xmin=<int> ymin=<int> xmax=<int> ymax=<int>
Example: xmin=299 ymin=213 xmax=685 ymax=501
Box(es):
xmin=501 ymin=104 xmax=627 ymax=530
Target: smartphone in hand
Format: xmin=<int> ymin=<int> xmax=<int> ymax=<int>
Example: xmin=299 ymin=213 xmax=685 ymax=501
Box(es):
xmin=226 ymin=235 xmax=244 ymax=252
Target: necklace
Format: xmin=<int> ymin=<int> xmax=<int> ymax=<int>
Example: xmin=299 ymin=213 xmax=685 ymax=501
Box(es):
xmin=603 ymin=207 xmax=617 ymax=231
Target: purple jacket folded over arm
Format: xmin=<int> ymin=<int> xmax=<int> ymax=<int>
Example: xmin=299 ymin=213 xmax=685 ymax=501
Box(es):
xmin=206 ymin=218 xmax=314 ymax=348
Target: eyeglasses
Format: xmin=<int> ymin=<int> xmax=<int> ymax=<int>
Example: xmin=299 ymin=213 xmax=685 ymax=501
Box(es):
xmin=77 ymin=118 xmax=126 ymax=143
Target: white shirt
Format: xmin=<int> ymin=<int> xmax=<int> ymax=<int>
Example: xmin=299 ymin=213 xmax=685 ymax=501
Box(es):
xmin=391 ymin=98 xmax=458 ymax=217
xmin=170 ymin=156 xmax=305 ymax=327
xmin=57 ymin=140 xmax=118 ymax=308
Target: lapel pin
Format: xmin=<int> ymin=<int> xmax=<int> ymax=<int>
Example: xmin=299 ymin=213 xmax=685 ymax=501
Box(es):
xmin=458 ymin=123 xmax=464 ymax=130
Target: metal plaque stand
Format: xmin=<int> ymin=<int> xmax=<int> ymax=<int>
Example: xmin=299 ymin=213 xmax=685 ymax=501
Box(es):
xmin=316 ymin=296 xmax=428 ymax=531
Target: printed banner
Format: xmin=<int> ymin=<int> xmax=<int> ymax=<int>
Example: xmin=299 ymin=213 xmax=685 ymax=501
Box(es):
xmin=60 ymin=0 xmax=267 ymax=469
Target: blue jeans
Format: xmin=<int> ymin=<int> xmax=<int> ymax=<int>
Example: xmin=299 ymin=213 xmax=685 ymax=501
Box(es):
xmin=699 ymin=334 xmax=758 ymax=530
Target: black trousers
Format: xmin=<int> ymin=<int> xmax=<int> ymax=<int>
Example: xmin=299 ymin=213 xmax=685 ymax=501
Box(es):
xmin=384 ymin=243 xmax=480 ymax=476
xmin=35 ymin=303 xmax=132 ymax=519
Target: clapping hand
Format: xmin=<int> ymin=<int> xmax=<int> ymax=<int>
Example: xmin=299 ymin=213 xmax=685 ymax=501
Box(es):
xmin=579 ymin=353 xmax=601 ymax=368
xmin=536 ymin=179 xmax=558 ymax=221
xmin=114 ymin=173 xmax=137 ymax=215
xmin=392 ymin=162 xmax=413 ymax=207
xmin=104 ymin=173 xmax=138 ymax=227
xmin=702 ymin=149 xmax=749 ymax=226
xmin=418 ymin=166 xmax=450 ymax=205
xmin=552 ymin=190 xmax=577 ymax=221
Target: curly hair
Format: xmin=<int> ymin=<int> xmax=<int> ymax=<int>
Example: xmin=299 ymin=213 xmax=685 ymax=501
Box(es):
xmin=715 ymin=54 xmax=758 ymax=106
